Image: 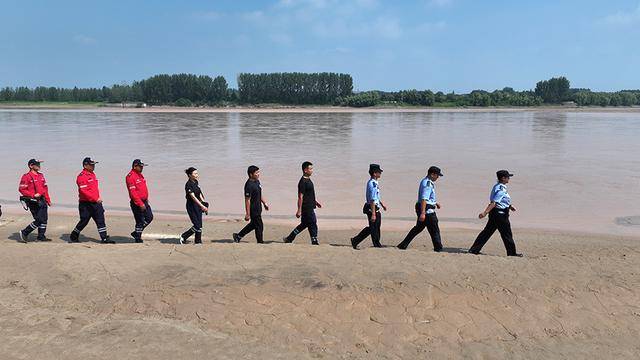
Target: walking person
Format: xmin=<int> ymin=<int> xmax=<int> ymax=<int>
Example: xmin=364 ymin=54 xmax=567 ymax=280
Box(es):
xmin=18 ymin=159 xmax=52 ymax=242
xmin=283 ymin=161 xmax=322 ymax=245
xmin=351 ymin=164 xmax=387 ymax=249
xmin=126 ymin=159 xmax=153 ymax=243
xmin=233 ymin=165 xmax=269 ymax=244
xmin=468 ymin=170 xmax=523 ymax=257
xmin=69 ymin=157 xmax=115 ymax=244
xmin=179 ymin=167 xmax=209 ymax=244
xmin=397 ymin=166 xmax=444 ymax=251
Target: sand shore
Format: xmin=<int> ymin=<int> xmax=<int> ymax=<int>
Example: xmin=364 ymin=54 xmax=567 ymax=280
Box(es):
xmin=1 ymin=104 xmax=640 ymax=113
xmin=0 ymin=211 xmax=639 ymax=359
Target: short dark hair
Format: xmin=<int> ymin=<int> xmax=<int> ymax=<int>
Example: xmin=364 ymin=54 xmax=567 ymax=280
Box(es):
xmin=185 ymin=167 xmax=197 ymax=176
xmin=302 ymin=161 xmax=313 ymax=171
xmin=247 ymin=165 xmax=259 ymax=176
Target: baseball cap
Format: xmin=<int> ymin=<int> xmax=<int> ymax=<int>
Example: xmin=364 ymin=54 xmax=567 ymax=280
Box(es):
xmin=369 ymin=163 xmax=383 ymax=174
xmin=428 ymin=166 xmax=444 ymax=176
xmin=496 ymin=170 xmax=514 ymax=179
xmin=27 ymin=159 xmax=42 ymax=166
xmin=132 ymin=159 xmax=148 ymax=167
xmin=83 ymin=157 xmax=98 ymax=165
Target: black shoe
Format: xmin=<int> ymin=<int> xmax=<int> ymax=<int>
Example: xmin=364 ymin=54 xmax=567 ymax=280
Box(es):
xmin=468 ymin=250 xmax=481 ymax=255
xmin=508 ymin=253 xmax=524 ymax=257
xmin=19 ymin=230 xmax=27 ymax=243
xmin=311 ymin=239 xmax=319 ymax=246
xmin=69 ymin=232 xmax=80 ymax=243
xmin=37 ymin=237 xmax=52 ymax=242
xmin=397 ymin=244 xmax=407 ymax=250
xmin=194 ymin=240 xmax=202 ymax=244
xmin=283 ymin=236 xmax=293 ymax=244
xmin=350 ymin=237 xmax=358 ymax=250
xmin=232 ymin=233 xmax=241 ymax=243
xmin=135 ymin=239 xmax=144 ymax=243
xmin=131 ymin=232 xmax=143 ymax=243
xmin=434 ymin=248 xmax=443 ymax=253
xmin=101 ymin=236 xmax=116 ymax=244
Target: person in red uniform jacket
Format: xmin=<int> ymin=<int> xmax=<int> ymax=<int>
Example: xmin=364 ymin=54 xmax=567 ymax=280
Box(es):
xmin=126 ymin=159 xmax=153 ymax=243
xmin=69 ymin=158 xmax=115 ymax=244
xmin=18 ymin=159 xmax=51 ymax=242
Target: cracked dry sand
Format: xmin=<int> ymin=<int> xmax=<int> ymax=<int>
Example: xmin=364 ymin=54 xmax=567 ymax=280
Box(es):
xmin=0 ymin=212 xmax=639 ymax=359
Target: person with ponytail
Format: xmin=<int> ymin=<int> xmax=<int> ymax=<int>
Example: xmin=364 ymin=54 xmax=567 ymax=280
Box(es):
xmin=179 ymin=167 xmax=209 ymax=244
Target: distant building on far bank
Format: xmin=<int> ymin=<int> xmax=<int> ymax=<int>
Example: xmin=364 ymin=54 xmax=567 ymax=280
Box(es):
xmin=103 ymin=102 xmax=147 ymax=108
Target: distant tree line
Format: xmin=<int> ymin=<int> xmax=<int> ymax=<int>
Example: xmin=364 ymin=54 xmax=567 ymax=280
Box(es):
xmin=1 ymin=74 xmax=639 ymax=107
xmin=0 ymin=73 xmax=231 ymax=106
xmin=334 ymin=77 xmax=640 ymax=107
xmin=237 ymin=72 xmax=353 ymax=104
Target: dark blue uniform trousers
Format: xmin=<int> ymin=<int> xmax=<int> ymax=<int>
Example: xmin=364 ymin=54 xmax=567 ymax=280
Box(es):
xmin=72 ymin=202 xmax=108 ymax=240
xmin=130 ymin=200 xmax=153 ymax=240
xmin=22 ymin=199 xmax=48 ymax=239
xmin=285 ymin=211 xmax=318 ymax=243
xmin=181 ymin=201 xmax=203 ymax=243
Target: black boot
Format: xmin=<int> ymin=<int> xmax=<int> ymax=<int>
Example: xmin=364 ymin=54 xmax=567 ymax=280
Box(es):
xmin=101 ymin=236 xmax=115 ymax=244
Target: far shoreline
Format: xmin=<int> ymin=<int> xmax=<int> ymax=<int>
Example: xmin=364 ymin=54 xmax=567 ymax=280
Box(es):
xmin=1 ymin=103 xmax=640 ymax=113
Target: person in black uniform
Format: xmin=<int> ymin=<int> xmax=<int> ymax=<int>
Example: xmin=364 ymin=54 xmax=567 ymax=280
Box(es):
xmin=179 ymin=167 xmax=209 ymax=244
xmin=397 ymin=166 xmax=444 ymax=251
xmin=233 ymin=165 xmax=269 ymax=243
xmin=351 ymin=164 xmax=387 ymax=249
xmin=283 ymin=161 xmax=323 ymax=245
xmin=469 ymin=170 xmax=523 ymax=257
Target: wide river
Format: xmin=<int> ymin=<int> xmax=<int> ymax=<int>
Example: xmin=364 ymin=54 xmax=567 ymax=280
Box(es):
xmin=0 ymin=109 xmax=638 ymax=236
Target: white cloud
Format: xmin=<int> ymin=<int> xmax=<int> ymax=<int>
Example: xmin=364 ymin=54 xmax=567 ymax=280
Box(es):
xmin=233 ymin=0 xmax=451 ymax=43
xmin=600 ymin=3 xmax=640 ymax=26
xmin=73 ymin=34 xmax=96 ymax=45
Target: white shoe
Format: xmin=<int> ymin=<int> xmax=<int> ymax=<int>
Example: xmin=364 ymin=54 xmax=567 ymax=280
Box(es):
xmin=178 ymin=234 xmax=185 ymax=244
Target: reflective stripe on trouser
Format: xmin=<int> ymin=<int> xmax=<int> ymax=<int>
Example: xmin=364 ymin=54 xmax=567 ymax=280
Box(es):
xmin=286 ymin=211 xmax=318 ymax=243
xmin=182 ymin=202 xmax=203 ymax=241
xmin=72 ymin=202 xmax=108 ymax=240
xmin=22 ymin=200 xmax=48 ymax=239
xmin=130 ymin=200 xmax=153 ymax=239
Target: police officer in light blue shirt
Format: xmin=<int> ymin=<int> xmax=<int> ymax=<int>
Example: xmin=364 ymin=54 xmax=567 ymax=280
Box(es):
xmin=397 ymin=166 xmax=444 ymax=251
xmin=469 ymin=170 xmax=522 ymax=257
xmin=351 ymin=164 xmax=387 ymax=249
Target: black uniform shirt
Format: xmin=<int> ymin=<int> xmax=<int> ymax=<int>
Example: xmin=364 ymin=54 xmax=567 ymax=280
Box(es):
xmin=244 ymin=179 xmax=262 ymax=216
xmin=185 ymin=180 xmax=202 ymax=202
xmin=298 ymin=176 xmax=316 ymax=213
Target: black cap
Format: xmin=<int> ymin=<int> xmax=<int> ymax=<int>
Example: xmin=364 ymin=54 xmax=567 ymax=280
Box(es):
xmin=132 ymin=159 xmax=148 ymax=167
xmin=496 ymin=170 xmax=514 ymax=179
xmin=83 ymin=157 xmax=98 ymax=166
xmin=369 ymin=163 xmax=383 ymax=174
xmin=428 ymin=166 xmax=444 ymax=177
xmin=27 ymin=159 xmax=42 ymax=166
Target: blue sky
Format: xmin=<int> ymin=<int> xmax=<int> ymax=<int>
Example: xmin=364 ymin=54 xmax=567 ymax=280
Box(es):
xmin=1 ymin=0 xmax=639 ymax=92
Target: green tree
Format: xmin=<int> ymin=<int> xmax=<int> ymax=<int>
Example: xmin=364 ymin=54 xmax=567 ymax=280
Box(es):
xmin=535 ymin=76 xmax=571 ymax=103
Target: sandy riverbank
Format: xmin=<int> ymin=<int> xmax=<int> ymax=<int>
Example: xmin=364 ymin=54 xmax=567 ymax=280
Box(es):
xmin=1 ymin=104 xmax=640 ymax=113
xmin=0 ymin=212 xmax=639 ymax=359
